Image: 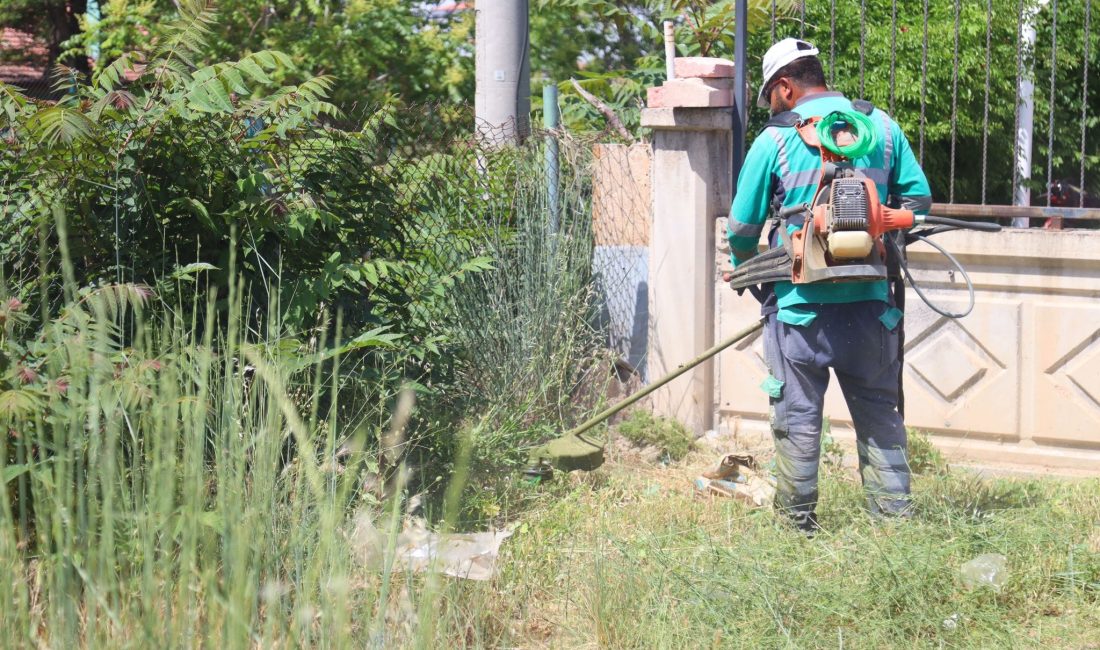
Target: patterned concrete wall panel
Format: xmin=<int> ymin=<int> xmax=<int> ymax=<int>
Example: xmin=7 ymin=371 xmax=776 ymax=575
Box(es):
xmin=712 ymin=228 xmax=1100 ymax=473
xmin=715 ymin=283 xmax=770 ymax=417
xmin=898 ymin=295 xmax=1022 ymax=439
xmin=1032 ymin=302 xmax=1100 ymax=448
xmin=716 ymin=292 xmax=1024 ymax=440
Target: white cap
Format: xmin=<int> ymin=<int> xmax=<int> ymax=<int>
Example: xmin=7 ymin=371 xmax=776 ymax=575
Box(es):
xmin=757 ymin=38 xmax=820 ymax=108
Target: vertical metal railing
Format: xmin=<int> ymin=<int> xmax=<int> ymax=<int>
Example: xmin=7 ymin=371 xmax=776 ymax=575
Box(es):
xmin=738 ymin=0 xmax=1098 ymax=222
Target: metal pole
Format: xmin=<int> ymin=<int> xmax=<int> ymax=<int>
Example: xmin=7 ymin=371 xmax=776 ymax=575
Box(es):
xmin=1013 ymin=0 xmax=1048 ymax=225
xmin=664 ymin=21 xmax=676 ymax=81
xmin=87 ymin=0 xmax=101 ymax=63
xmin=732 ymin=0 xmax=748 ymax=200
xmin=543 ymin=83 xmax=560 ymax=232
xmin=929 ymin=203 xmax=1100 ymax=221
xmin=475 ymin=0 xmax=530 ymax=145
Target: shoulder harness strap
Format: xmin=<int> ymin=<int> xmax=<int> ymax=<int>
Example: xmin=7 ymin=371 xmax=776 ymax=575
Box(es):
xmin=850 ymin=98 xmax=874 ymax=115
xmin=765 ymin=111 xmax=800 ymax=128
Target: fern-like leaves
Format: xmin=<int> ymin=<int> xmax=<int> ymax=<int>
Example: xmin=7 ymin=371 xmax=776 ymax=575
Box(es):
xmin=183 ymin=50 xmax=291 ymax=115
xmin=146 ymin=0 xmax=217 ymax=91
xmin=0 ymin=83 xmax=29 ymax=128
xmin=27 ymin=106 xmax=96 ymax=146
xmin=92 ymin=53 xmax=143 ymax=93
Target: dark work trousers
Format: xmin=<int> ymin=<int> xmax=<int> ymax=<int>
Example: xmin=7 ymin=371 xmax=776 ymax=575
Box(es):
xmin=762 ymin=300 xmax=911 ymax=522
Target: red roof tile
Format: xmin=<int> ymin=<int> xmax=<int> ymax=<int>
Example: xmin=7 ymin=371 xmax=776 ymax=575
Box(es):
xmin=0 ymin=28 xmax=48 ymax=83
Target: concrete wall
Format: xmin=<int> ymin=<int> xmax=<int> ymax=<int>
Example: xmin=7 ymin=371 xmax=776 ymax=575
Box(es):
xmin=715 ymin=226 xmax=1100 ymax=475
xmin=641 ymin=107 xmax=732 ymax=434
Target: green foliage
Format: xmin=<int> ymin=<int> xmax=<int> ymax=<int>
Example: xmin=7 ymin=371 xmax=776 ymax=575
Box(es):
xmin=57 ymin=0 xmax=475 ymax=112
xmin=616 ymin=409 xmax=693 ymax=461
xmin=1030 ymin=0 xmax=1100 ymax=200
xmin=3 ymin=6 xmax=617 ymax=539
xmin=0 ymin=9 xmax=488 ymax=358
xmin=534 ymin=0 xmax=1098 ymax=203
xmin=908 ymin=427 xmax=949 ymax=475
xmin=746 ymin=0 xmax=1098 ymax=204
xmin=2 ymin=8 xmax=578 ymax=534
xmin=533 ymin=0 xmax=796 ymax=137
xmin=62 ymin=0 xmax=161 ymax=69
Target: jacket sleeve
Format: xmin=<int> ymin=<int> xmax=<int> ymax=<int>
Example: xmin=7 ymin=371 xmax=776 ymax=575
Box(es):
xmin=727 ymin=133 xmax=779 ymax=267
xmin=889 ymin=125 xmax=932 ymax=216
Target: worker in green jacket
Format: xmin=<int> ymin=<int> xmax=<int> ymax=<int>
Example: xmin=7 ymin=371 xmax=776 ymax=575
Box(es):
xmin=728 ymin=38 xmax=933 ymax=534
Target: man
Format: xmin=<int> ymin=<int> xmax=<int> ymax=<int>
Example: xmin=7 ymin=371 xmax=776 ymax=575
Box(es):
xmin=727 ymin=38 xmax=932 ymax=533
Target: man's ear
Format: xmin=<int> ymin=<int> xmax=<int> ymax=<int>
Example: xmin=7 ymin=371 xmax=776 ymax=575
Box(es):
xmin=776 ymin=78 xmax=791 ymax=102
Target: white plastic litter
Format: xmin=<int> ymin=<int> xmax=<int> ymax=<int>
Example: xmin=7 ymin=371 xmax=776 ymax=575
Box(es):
xmin=693 ymin=454 xmax=776 ymax=507
xmin=959 ymin=553 xmax=1009 ymax=591
xmin=353 ymin=514 xmax=513 ymax=581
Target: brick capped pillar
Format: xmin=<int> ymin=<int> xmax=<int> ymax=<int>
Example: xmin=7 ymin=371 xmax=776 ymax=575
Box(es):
xmin=641 ymin=57 xmax=734 ymax=435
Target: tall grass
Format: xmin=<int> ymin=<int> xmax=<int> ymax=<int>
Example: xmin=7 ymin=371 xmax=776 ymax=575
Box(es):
xmin=435 ymin=133 xmax=613 ymax=520
xmin=0 ymin=130 xmax=618 ymax=646
xmin=3 ymin=198 xmax=1099 ymax=648
xmin=0 ymin=225 xmax=480 ymax=647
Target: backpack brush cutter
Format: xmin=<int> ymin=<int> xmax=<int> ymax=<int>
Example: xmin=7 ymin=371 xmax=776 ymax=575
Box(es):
xmin=525 ymin=106 xmax=1001 ymax=480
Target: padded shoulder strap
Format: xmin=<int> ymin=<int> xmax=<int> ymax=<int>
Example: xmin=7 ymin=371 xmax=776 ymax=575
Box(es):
xmin=795 ymin=118 xmax=822 ymax=148
xmin=851 ymin=98 xmax=874 ymax=115
xmin=794 ymin=115 xmax=846 ymax=164
xmin=765 ymin=111 xmax=801 ymax=128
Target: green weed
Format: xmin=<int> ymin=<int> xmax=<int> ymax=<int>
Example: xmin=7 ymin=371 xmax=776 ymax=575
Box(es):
xmin=616 ymin=409 xmax=694 ymax=462
xmin=908 ymin=427 xmax=950 ymax=475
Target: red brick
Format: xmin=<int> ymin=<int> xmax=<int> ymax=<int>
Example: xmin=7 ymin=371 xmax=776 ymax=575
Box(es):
xmin=646 ymin=79 xmax=733 ymax=108
xmin=673 ymin=57 xmax=735 ymax=79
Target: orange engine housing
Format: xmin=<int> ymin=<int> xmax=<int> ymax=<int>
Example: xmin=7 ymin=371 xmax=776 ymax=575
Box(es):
xmin=810 ymin=177 xmax=915 ymax=238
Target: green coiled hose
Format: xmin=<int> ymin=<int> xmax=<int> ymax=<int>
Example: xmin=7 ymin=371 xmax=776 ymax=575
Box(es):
xmin=816 ymin=109 xmax=879 ymax=159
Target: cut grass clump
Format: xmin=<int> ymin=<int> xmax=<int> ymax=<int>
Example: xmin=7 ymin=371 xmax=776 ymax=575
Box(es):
xmin=616 ymin=409 xmax=693 ymax=461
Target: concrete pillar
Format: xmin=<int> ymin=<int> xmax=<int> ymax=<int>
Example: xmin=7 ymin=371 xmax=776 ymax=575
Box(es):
xmin=475 ymin=0 xmax=530 ymax=145
xmin=640 ymin=106 xmax=733 ymax=434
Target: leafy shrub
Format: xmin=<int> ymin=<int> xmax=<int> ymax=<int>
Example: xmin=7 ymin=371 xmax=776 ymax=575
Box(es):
xmin=1 ymin=4 xmax=617 ymax=536
xmin=0 ymin=5 xmax=503 ymax=484
xmin=908 ymin=427 xmax=949 ymax=475
xmin=616 ymin=409 xmax=693 ymax=462
xmin=0 ymin=3 xmax=489 ymax=352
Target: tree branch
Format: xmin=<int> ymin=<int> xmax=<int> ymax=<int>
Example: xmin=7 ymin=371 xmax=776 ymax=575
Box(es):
xmin=569 ymin=78 xmax=634 ymax=143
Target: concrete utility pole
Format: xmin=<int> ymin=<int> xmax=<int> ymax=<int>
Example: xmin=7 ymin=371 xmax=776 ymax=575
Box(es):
xmin=475 ymin=0 xmax=531 ymax=145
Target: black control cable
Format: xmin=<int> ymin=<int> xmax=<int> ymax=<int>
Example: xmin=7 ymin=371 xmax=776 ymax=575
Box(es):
xmin=890 ymin=217 xmax=999 ymax=319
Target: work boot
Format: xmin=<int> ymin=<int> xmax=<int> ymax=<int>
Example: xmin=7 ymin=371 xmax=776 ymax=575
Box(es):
xmin=783 ymin=510 xmax=820 ymax=537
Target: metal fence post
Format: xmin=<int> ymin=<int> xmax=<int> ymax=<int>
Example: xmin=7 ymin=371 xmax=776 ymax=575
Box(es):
xmin=732 ymin=0 xmax=748 ymax=202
